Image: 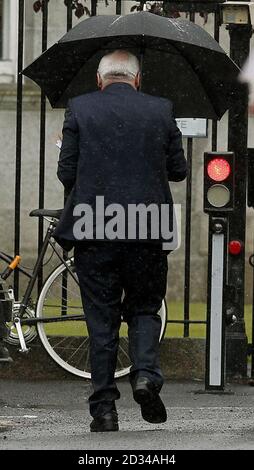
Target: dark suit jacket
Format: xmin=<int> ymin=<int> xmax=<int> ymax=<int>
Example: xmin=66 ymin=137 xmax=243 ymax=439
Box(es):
xmin=54 ymin=82 xmax=187 ymax=249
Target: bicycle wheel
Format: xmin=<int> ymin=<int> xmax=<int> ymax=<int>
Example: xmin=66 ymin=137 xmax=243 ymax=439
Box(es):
xmin=36 ymin=258 xmax=167 ymax=379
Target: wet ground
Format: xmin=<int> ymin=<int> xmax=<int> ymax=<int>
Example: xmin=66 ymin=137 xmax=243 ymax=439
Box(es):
xmin=0 ymin=379 xmax=254 ymax=450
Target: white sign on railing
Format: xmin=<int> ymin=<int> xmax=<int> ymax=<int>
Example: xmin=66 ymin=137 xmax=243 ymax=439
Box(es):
xmin=176 ymin=118 xmax=208 ymax=138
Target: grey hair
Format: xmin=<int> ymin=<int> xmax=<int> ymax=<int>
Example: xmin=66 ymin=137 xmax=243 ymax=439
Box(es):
xmin=97 ymin=50 xmax=140 ymax=81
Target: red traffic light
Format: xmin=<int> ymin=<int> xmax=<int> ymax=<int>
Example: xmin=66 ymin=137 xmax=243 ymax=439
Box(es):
xmin=228 ymin=240 xmax=243 ymax=255
xmin=207 ymin=158 xmax=231 ymax=182
xmin=204 ymin=152 xmax=235 ymax=213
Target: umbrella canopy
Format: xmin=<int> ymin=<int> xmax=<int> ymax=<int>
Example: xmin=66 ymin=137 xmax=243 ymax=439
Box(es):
xmin=22 ymin=11 xmax=241 ymax=119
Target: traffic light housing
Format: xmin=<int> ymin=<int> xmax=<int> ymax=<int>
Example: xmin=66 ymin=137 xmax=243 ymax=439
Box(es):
xmin=203 ymin=152 xmax=235 ymax=214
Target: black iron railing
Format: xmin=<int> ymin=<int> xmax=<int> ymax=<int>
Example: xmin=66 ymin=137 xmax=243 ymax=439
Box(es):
xmin=13 ymin=1 xmax=249 ymax=380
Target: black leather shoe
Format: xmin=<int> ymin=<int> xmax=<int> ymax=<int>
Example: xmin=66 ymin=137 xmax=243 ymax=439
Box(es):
xmin=90 ymin=411 xmax=119 ymax=432
xmin=133 ymin=377 xmax=167 ymax=424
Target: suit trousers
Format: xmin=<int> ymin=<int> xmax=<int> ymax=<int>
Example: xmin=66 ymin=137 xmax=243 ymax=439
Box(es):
xmin=74 ymin=241 xmax=169 ymax=418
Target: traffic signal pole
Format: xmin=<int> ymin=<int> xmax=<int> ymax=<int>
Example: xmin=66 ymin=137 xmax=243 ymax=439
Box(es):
xmin=226 ymin=21 xmax=252 ymax=378
xmin=204 ymin=152 xmax=236 ymax=389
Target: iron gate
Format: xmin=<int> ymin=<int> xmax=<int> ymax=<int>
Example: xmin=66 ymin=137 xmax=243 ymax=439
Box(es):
xmin=12 ymin=0 xmax=251 ymax=378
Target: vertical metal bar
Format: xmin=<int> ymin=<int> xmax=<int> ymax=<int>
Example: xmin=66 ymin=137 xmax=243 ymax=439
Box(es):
xmin=183 ymin=10 xmax=195 ymax=337
xmin=226 ymin=23 xmax=251 ymax=378
xmin=14 ymin=0 xmax=25 ymax=299
xmin=252 ymin=265 xmax=254 ymax=377
xmin=66 ymin=0 xmax=73 ymax=31
xmin=212 ymin=8 xmax=220 ymax=151
xmin=184 ymin=138 xmax=192 ymax=337
xmin=61 ymin=0 xmax=73 ymax=318
xmin=91 ymin=0 xmax=97 ymax=16
xmin=249 ymin=146 xmax=254 ymax=376
xmin=37 ymin=0 xmax=48 ymax=294
xmin=116 ymin=0 xmax=122 ymax=15
xmin=0 ymin=0 xmax=3 ymax=58
xmin=137 ymin=0 xmax=146 ymax=11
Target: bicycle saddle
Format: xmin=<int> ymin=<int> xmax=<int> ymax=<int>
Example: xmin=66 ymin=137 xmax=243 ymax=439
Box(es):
xmin=29 ymin=209 xmax=63 ymax=219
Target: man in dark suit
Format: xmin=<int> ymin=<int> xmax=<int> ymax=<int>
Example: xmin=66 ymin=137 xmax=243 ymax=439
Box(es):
xmin=55 ymin=50 xmax=187 ymax=432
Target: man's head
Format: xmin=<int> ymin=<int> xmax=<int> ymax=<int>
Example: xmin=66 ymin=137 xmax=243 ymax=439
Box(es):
xmin=97 ymin=50 xmax=141 ymax=90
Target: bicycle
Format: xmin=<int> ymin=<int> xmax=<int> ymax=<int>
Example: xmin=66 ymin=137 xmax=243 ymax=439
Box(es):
xmin=0 ymin=209 xmax=168 ymax=379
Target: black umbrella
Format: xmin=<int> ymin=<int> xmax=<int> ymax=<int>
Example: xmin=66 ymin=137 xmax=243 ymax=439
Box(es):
xmin=22 ymin=11 xmax=241 ymax=119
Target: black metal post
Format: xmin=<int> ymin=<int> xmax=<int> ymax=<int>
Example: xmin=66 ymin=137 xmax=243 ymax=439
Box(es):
xmin=212 ymin=7 xmax=220 ymax=151
xmin=139 ymin=0 xmax=146 ymax=10
xmin=226 ymin=22 xmax=252 ymax=378
xmin=252 ymin=262 xmax=254 ymax=377
xmin=37 ymin=0 xmax=48 ymax=295
xmin=60 ymin=0 xmax=73 ymax=317
xmin=91 ymin=0 xmax=97 ymax=16
xmin=183 ymin=10 xmax=195 ymax=337
xmin=61 ymin=0 xmax=74 ymax=316
xmin=66 ymin=0 xmax=73 ymax=31
xmin=184 ymin=138 xmax=193 ymax=337
xmin=116 ymin=0 xmax=122 ymax=15
xmin=14 ymin=0 xmax=25 ymax=299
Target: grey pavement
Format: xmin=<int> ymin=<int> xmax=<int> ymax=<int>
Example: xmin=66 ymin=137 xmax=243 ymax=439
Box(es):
xmin=0 ymin=379 xmax=254 ymax=450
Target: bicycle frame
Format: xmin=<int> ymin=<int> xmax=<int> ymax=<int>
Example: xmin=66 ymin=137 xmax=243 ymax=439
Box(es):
xmin=0 ymin=218 xmax=84 ymax=327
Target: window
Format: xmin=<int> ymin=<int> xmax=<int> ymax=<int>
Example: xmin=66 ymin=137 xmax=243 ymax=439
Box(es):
xmin=0 ymin=0 xmax=18 ymax=83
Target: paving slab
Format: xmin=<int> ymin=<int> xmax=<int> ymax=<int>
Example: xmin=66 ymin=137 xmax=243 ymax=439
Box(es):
xmin=0 ymin=379 xmax=254 ymax=450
